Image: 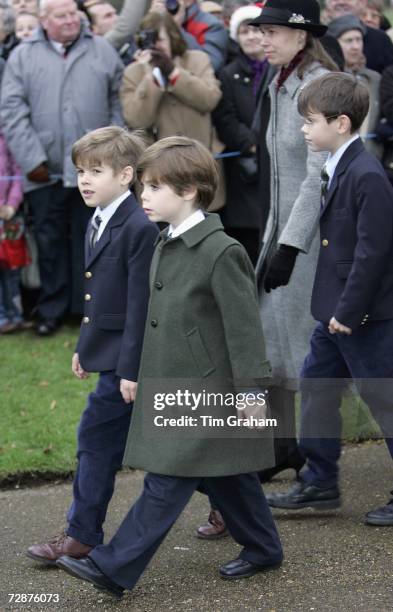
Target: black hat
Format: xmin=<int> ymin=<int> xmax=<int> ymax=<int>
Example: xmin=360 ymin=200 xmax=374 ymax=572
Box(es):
xmin=250 ymin=0 xmax=327 ymax=38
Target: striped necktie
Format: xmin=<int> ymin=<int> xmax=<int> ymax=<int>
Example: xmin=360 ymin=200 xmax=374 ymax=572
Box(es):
xmin=320 ymin=165 xmax=330 ymax=204
xmin=90 ymin=215 xmax=102 ymax=250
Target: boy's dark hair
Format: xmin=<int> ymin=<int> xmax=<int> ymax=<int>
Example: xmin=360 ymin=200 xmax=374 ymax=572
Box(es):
xmin=137 ymin=136 xmax=218 ymax=210
xmin=298 ymin=72 xmax=370 ymax=132
xmin=72 ymin=127 xmax=146 ymax=185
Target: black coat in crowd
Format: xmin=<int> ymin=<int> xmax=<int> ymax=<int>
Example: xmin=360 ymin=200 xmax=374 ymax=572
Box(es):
xmin=213 ymin=51 xmax=264 ymax=232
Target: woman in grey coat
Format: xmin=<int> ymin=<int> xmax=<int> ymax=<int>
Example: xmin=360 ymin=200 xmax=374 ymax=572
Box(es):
xmin=197 ymin=0 xmax=338 ymax=538
xmin=254 ymin=0 xmax=338 ymax=481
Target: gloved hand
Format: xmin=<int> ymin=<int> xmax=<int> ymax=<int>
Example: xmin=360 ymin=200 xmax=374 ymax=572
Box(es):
xmin=27 ymin=163 xmax=49 ymax=183
xmin=264 ymin=244 xmax=299 ymax=293
xmin=150 ymin=49 xmax=175 ymax=78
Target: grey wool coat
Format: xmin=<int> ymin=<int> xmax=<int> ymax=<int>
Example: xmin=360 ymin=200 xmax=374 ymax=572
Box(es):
xmin=123 ymin=214 xmax=275 ymax=477
xmin=0 ymin=24 xmax=124 ymax=192
xmin=260 ymin=62 xmax=329 ymax=386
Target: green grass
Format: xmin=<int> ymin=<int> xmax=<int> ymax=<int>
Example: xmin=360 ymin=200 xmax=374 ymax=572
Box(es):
xmin=0 ymin=324 xmax=97 ymax=481
xmin=0 ymin=326 xmax=381 ymax=482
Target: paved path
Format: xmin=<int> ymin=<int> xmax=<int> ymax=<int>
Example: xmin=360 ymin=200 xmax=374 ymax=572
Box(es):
xmin=0 ymin=442 xmax=392 ymax=612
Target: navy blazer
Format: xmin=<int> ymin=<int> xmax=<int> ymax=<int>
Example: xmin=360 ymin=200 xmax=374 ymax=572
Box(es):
xmin=76 ymin=193 xmax=159 ymax=379
xmin=311 ymin=138 xmax=393 ymax=329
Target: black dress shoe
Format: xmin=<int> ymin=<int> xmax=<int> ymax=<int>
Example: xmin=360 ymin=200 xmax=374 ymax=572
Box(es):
xmin=56 ymin=556 xmax=124 ymax=599
xmin=365 ymin=493 xmax=393 ymax=526
xmin=266 ymin=481 xmax=341 ymax=510
xmin=36 ymin=318 xmax=61 ymax=337
xmin=219 ymin=557 xmax=282 ymax=580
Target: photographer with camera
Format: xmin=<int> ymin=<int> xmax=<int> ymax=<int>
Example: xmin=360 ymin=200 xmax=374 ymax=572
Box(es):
xmin=149 ymin=0 xmax=228 ymax=71
xmin=120 ymin=10 xmax=221 ymax=152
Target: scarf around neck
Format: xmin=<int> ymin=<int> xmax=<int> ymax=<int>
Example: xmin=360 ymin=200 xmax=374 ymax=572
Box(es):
xmin=275 ymin=49 xmax=304 ymax=92
xmin=245 ymin=55 xmax=268 ymax=97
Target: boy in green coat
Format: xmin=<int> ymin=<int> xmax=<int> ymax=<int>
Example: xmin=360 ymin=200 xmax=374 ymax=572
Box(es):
xmin=56 ymin=136 xmax=283 ymax=599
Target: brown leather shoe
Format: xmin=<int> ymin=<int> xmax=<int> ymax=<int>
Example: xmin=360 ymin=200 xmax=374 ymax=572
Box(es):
xmin=27 ymin=531 xmax=93 ymax=566
xmin=196 ymin=509 xmax=229 ymax=540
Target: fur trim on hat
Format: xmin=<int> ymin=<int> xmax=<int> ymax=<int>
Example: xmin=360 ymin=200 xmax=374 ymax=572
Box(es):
xmin=230 ymin=6 xmax=263 ymax=41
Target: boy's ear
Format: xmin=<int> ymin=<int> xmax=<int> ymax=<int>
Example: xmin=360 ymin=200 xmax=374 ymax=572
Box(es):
xmin=182 ymin=186 xmax=198 ymax=202
xmin=120 ymin=166 xmax=134 ymax=185
xmin=336 ymin=114 xmax=352 ymax=135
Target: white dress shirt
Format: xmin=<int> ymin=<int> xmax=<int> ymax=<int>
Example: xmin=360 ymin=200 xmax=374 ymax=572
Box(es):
xmin=93 ymin=190 xmax=131 ymax=241
xmin=168 ymin=209 xmax=205 ymax=238
xmin=49 ymin=39 xmax=66 ymax=55
xmin=325 ymin=134 xmax=360 ymax=187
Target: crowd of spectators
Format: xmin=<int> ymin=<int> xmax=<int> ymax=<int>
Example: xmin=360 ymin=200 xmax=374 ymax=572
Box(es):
xmin=1 ymin=0 xmax=393 ymax=336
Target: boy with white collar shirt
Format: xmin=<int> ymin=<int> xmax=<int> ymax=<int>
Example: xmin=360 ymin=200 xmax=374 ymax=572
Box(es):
xmin=27 ymin=126 xmax=158 ymax=564
xmin=55 ymin=136 xmax=283 ymax=598
xmin=267 ymin=73 xmax=393 ymax=526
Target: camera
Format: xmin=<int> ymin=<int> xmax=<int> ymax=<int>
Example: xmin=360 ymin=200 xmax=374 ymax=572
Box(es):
xmin=166 ymin=0 xmax=179 ymax=15
xmin=137 ymin=29 xmax=158 ymax=50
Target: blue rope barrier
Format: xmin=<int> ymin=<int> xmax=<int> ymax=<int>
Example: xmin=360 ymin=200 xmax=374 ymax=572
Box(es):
xmin=0 ymin=136 xmax=383 ymax=180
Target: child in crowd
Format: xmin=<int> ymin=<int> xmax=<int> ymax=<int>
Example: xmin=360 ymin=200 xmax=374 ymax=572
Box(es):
xmin=15 ymin=11 xmax=39 ymax=40
xmin=27 ymin=127 xmax=158 ymax=564
xmin=0 ymin=132 xmax=26 ymax=333
xmin=55 ymin=136 xmax=283 ymax=599
xmin=267 ymin=72 xmax=393 ymax=527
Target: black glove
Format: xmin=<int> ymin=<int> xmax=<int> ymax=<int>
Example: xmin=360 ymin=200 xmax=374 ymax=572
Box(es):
xmin=264 ymin=245 xmax=299 ymax=293
xmin=150 ymin=49 xmax=175 ymax=78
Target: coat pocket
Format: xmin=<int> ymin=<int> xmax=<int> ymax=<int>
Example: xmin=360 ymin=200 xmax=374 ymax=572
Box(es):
xmin=185 ymin=327 xmax=216 ymax=377
xmin=97 ymin=313 xmax=126 ymax=330
xmin=336 ymin=261 xmax=353 ymax=279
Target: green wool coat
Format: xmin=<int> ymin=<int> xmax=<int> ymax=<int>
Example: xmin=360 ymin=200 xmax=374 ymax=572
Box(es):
xmin=123 ymin=214 xmax=275 ymax=477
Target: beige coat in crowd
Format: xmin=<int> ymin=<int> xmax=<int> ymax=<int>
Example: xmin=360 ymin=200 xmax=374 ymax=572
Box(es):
xmin=120 ymin=49 xmax=224 ymax=209
xmin=120 ymin=49 xmax=222 ymax=148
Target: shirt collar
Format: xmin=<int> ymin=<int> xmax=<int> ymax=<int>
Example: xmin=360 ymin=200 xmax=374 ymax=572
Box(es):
xmin=168 ymin=209 xmax=205 ymax=238
xmin=325 ymin=134 xmax=360 ymax=183
xmin=49 ymin=39 xmax=65 ymax=54
xmin=93 ymin=190 xmax=130 ymax=225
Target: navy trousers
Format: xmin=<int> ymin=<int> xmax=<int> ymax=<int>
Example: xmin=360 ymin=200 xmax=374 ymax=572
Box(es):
xmin=89 ymin=471 xmax=283 ymax=591
xmin=66 ymin=371 xmax=131 ymax=546
xmin=299 ymin=321 xmax=393 ymax=488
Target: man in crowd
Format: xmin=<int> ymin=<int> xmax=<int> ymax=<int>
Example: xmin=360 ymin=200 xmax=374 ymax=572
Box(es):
xmin=10 ymin=0 xmax=38 ymax=15
xmin=1 ymin=0 xmax=124 ymax=335
xmin=325 ymin=0 xmax=393 ymax=73
xmin=85 ymin=0 xmax=118 ymax=36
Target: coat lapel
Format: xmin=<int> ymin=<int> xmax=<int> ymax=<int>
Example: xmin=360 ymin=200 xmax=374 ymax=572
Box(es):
xmin=320 ymin=138 xmax=365 ymax=217
xmin=85 ymin=194 xmax=139 ymax=269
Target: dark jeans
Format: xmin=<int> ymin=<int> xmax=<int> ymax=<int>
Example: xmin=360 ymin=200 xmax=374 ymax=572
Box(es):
xmin=66 ymin=371 xmax=132 ymax=546
xmin=27 ymin=182 xmax=91 ymax=318
xmin=299 ymin=321 xmax=393 ymax=488
xmin=90 ymin=471 xmax=283 ymax=590
xmin=0 ymin=268 xmax=22 ymax=325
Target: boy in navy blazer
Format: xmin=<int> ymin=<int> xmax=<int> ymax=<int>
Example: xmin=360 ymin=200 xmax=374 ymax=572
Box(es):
xmin=27 ymin=127 xmax=159 ymax=563
xmin=267 ymin=73 xmax=393 ymax=526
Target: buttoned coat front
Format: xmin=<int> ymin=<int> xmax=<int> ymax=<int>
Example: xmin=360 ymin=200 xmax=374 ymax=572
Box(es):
xmin=260 ymin=62 xmax=329 ymax=386
xmin=76 ymin=195 xmax=158 ymax=380
xmin=123 ymin=214 xmax=275 ymax=477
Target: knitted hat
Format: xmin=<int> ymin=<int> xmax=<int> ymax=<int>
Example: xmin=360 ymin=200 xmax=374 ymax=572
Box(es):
xmin=327 ymin=15 xmax=366 ymax=40
xmin=230 ymin=6 xmax=264 ymax=41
